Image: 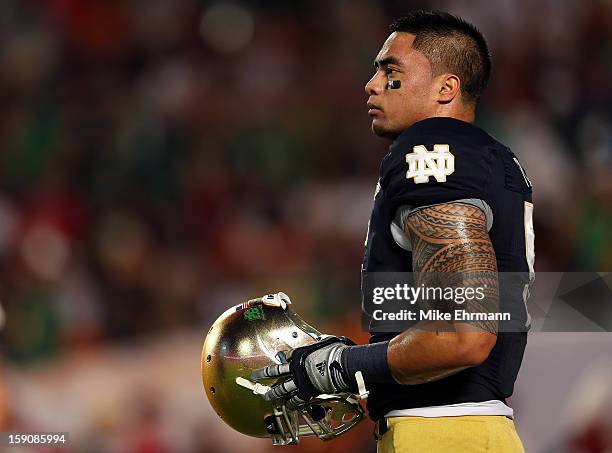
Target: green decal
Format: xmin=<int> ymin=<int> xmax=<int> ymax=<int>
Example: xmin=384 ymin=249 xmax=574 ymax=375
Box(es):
xmin=244 ymin=306 xmax=266 ymax=321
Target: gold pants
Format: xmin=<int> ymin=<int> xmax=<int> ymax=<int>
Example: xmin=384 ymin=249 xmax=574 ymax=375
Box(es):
xmin=376 ymin=416 xmax=525 ymax=453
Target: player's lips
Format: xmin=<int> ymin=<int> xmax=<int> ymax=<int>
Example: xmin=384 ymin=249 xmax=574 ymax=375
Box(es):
xmin=367 ymin=102 xmax=384 ymax=116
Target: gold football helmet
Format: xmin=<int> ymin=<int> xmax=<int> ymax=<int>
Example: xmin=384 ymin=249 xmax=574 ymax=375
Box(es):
xmin=201 ymin=292 xmax=364 ymax=445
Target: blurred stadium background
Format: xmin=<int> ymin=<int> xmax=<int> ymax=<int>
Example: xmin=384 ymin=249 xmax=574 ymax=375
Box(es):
xmin=0 ymin=0 xmax=611 ymax=452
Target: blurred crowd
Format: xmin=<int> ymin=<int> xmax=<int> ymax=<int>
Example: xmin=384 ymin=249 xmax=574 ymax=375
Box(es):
xmin=0 ymin=0 xmax=611 ymax=451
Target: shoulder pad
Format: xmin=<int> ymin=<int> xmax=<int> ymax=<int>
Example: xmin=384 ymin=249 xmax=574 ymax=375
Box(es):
xmin=380 ymin=118 xmax=493 ymax=209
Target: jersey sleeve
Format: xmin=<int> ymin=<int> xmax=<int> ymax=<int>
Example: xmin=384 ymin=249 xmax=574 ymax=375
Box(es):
xmin=380 ymin=119 xmax=493 ymax=216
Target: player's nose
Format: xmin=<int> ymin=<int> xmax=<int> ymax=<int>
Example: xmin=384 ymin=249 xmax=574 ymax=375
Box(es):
xmin=365 ymin=73 xmax=383 ymax=96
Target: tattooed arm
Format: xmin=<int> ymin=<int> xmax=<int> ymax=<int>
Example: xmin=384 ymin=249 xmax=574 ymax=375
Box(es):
xmin=386 ymin=202 xmax=499 ymax=385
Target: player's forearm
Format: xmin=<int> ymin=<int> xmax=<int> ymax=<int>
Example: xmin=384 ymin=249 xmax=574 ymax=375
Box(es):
xmin=387 ymin=328 xmax=494 ymax=385
xmin=339 ymin=326 xmax=495 ymax=389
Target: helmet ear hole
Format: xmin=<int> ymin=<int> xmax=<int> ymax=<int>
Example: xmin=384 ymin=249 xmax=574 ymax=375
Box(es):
xmin=308 ymin=405 xmax=326 ymax=422
xmin=264 ymin=415 xmax=280 ymax=434
xmin=210 ymin=387 xmax=215 ymax=394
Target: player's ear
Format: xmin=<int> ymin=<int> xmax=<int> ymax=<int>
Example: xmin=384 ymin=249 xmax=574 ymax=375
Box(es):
xmin=436 ymin=73 xmax=461 ymax=104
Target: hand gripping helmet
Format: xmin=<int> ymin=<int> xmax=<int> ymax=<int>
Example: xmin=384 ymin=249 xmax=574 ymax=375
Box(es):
xmin=201 ymin=293 xmax=364 ymax=445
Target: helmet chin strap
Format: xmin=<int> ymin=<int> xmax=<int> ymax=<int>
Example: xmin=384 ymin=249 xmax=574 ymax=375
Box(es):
xmin=355 ymin=371 xmax=369 ymax=400
xmin=235 ymin=376 xmax=271 ymax=395
xmin=237 ymin=371 xmax=369 ymax=400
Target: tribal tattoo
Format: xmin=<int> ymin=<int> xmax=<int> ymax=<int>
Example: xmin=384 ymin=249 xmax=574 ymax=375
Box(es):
xmin=404 ymin=202 xmax=499 ymax=334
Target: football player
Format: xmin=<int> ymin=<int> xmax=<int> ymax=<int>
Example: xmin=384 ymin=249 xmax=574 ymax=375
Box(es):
xmin=253 ymin=11 xmax=532 ymax=452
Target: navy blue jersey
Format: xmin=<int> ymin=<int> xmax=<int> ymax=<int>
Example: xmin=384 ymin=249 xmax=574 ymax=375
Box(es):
xmin=362 ymin=117 xmax=533 ymax=420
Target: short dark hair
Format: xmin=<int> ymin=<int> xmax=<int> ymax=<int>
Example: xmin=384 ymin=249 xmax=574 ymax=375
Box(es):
xmin=390 ymin=10 xmax=491 ymax=105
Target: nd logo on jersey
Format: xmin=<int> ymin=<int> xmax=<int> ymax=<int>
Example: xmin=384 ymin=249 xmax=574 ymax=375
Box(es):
xmin=406 ymin=144 xmax=455 ymax=184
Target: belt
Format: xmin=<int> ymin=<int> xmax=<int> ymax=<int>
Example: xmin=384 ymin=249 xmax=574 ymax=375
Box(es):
xmin=374 ymin=418 xmax=388 ymax=440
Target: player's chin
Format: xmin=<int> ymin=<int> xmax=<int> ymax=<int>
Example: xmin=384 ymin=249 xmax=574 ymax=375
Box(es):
xmin=372 ymin=120 xmax=400 ymax=139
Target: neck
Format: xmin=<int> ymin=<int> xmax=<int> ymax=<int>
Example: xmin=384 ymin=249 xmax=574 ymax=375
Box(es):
xmin=433 ymin=103 xmax=475 ymax=124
